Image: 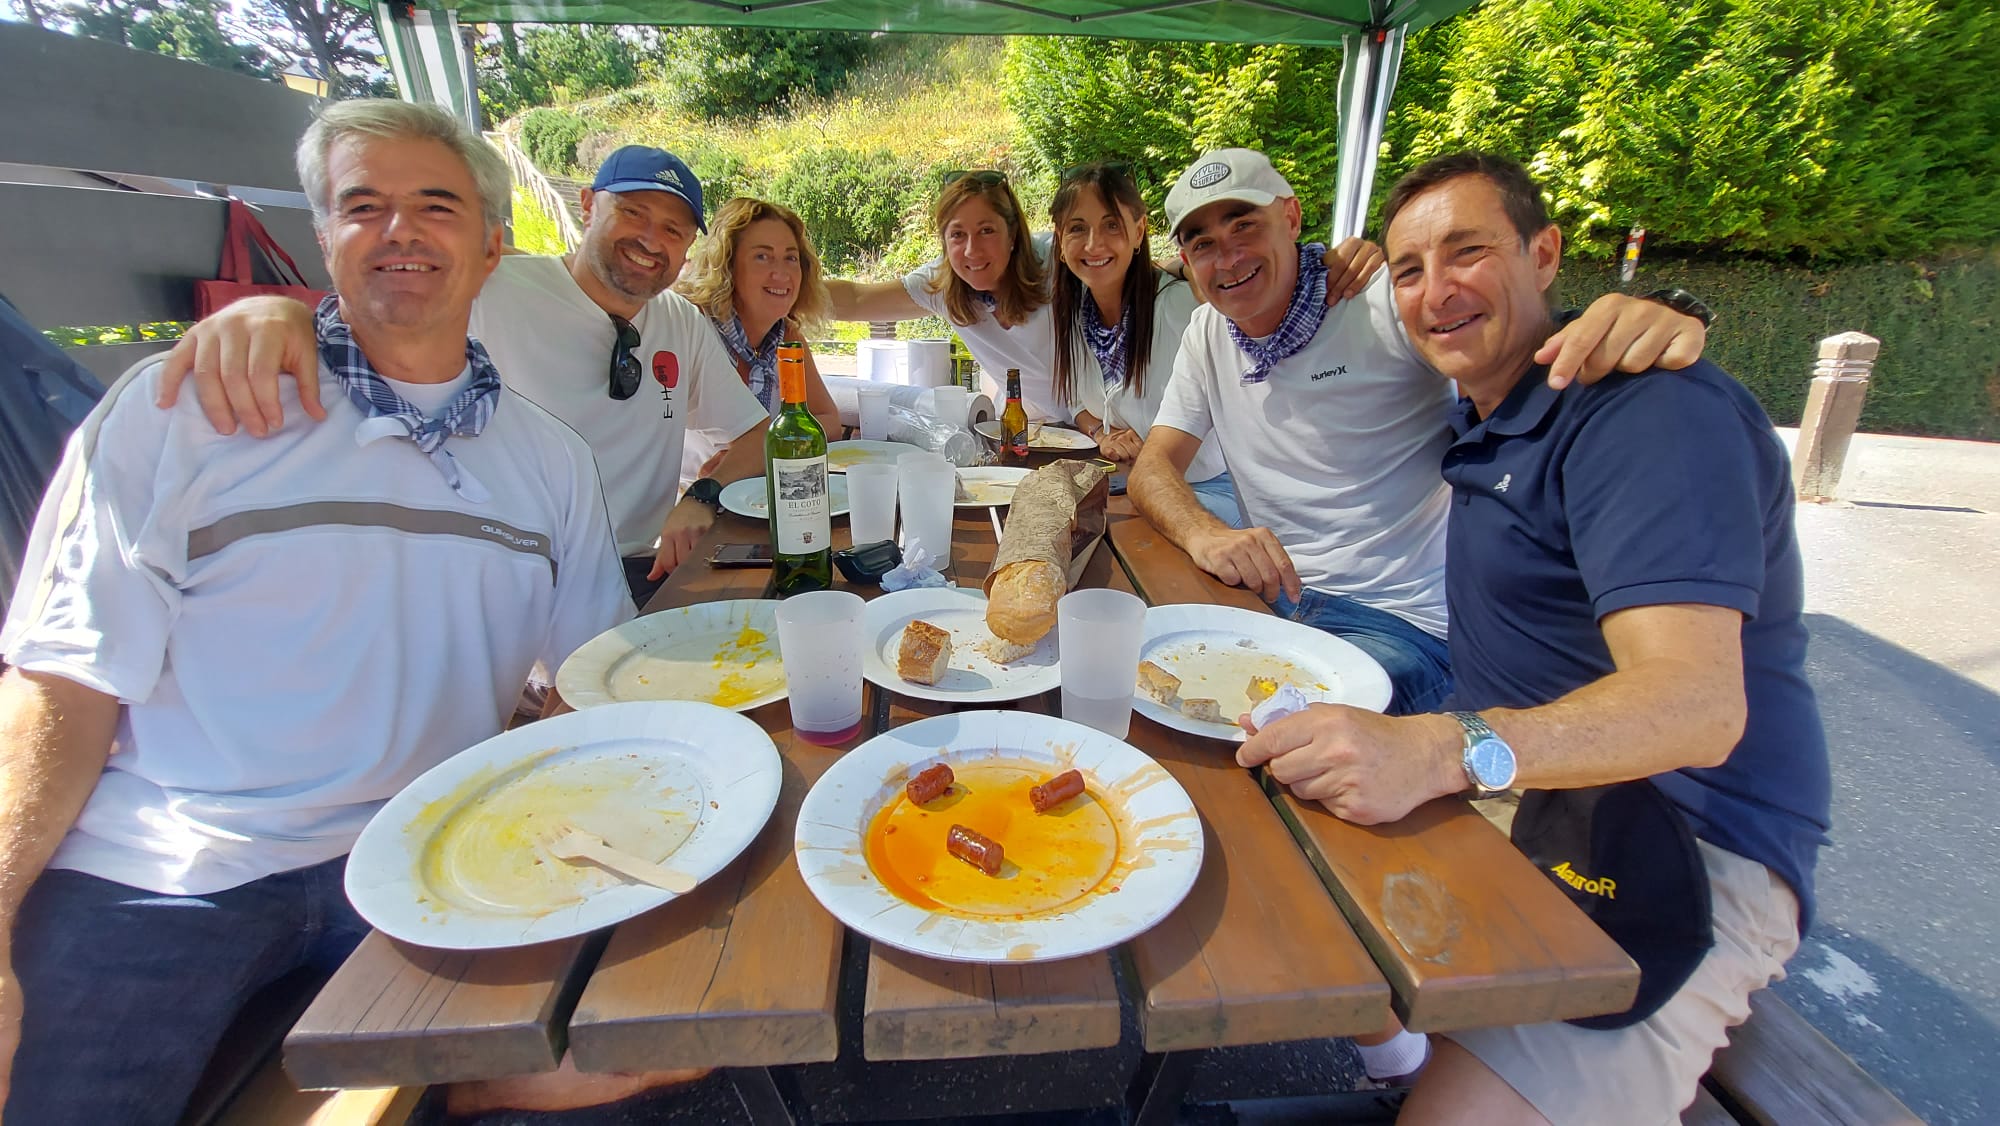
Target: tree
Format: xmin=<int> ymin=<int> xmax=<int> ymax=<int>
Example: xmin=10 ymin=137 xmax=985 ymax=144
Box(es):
xmin=477 ymin=24 xmax=642 ymax=121
xmin=237 ymin=0 xmax=385 ymax=98
xmin=50 ymin=0 xmax=272 ymax=79
xmin=654 ymin=27 xmax=874 ymax=119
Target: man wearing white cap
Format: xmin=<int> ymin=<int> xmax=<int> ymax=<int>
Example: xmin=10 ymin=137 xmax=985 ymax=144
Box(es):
xmin=1131 ymin=148 xmax=1711 ymax=717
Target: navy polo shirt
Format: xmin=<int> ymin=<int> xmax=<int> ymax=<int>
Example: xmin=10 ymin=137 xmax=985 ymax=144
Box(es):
xmin=1440 ymin=359 xmax=1831 ymax=934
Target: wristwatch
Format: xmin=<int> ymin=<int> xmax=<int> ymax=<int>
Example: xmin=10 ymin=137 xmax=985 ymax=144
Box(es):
xmin=1449 ymin=711 xmax=1518 ymax=797
xmin=1642 ymin=287 xmax=1715 ymax=328
xmin=683 ymin=477 xmax=723 ymax=509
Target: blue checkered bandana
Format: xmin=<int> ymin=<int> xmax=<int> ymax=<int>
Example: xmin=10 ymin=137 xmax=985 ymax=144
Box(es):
xmin=1080 ymin=297 xmax=1129 ymax=390
xmin=713 ymin=313 xmax=785 ymax=414
xmin=1228 ymin=242 xmax=1329 ymax=385
xmin=315 ymin=295 xmax=502 ymax=503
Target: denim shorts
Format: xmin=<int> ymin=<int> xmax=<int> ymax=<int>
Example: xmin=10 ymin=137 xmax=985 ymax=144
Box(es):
xmin=6 ymin=858 xmax=369 ymax=1126
xmin=1268 ymin=587 xmax=1453 ymax=716
xmin=1189 ymin=471 xmax=1247 ymax=530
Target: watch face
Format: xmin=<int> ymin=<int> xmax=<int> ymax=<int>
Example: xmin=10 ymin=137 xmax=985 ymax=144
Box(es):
xmin=1467 ymin=737 xmax=1517 ymax=791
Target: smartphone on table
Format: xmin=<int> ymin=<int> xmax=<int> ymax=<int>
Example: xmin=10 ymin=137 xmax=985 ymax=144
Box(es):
xmin=710 ymin=543 xmax=774 ymax=568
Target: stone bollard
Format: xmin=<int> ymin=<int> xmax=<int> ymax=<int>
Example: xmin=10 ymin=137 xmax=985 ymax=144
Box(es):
xmin=1793 ymin=332 xmax=1879 ymax=502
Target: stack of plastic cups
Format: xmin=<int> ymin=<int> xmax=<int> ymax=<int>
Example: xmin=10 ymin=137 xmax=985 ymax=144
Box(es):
xmin=896 ymin=451 xmax=957 ymax=566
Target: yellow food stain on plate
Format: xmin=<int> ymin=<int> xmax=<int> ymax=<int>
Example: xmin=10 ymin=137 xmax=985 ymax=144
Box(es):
xmin=864 ymin=761 xmax=1124 ymax=920
xmin=414 ymin=752 xmax=702 ymax=917
xmin=606 ymin=620 xmax=784 ymax=709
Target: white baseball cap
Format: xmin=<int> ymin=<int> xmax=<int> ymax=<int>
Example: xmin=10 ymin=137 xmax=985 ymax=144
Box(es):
xmin=1165 ymin=148 xmax=1296 ymax=240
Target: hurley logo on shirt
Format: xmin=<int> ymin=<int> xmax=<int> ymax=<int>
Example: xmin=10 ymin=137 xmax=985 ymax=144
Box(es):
xmin=1309 ymin=365 xmax=1349 ymax=382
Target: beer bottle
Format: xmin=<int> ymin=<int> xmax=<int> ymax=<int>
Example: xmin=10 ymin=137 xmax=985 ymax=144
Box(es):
xmin=999 ymin=367 xmax=1030 ymax=463
xmin=765 ymin=343 xmax=831 ymax=594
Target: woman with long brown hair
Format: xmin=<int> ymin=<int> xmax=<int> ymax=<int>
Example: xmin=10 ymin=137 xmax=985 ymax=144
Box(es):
xmin=1047 ymin=161 xmax=1240 ymax=524
xmin=825 ymin=170 xmax=1064 ymax=420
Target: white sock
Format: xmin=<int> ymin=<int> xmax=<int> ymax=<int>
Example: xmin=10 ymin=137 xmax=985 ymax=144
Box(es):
xmin=1356 ymin=1028 xmax=1430 ymax=1078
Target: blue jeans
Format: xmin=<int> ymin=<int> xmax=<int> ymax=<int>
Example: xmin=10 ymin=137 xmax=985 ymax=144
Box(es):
xmin=1269 ymin=588 xmax=1453 ymax=716
xmin=6 ymin=858 xmax=369 ymax=1126
xmin=1190 ymin=471 xmax=1246 ymax=529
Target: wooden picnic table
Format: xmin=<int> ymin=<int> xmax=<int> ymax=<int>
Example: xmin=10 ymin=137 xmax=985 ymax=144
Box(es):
xmin=285 ymin=464 xmax=1636 ymax=1121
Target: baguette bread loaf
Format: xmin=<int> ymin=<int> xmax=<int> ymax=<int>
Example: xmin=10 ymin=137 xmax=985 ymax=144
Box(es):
xmin=986 ymin=560 xmax=1063 ymax=645
xmin=982 ymin=461 xmax=1109 ymax=646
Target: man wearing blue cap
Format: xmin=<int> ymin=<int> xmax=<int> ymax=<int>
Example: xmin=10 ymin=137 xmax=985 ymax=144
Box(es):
xmin=158 ymin=144 xmax=772 ymax=608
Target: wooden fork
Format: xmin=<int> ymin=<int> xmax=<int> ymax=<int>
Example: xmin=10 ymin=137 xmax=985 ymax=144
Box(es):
xmin=538 ymin=825 xmax=697 ymax=894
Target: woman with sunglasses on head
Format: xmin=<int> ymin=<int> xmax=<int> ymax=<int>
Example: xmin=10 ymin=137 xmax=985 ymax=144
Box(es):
xmin=825 ymin=169 xmax=1066 ymax=421
xmin=676 ymin=197 xmax=845 ymax=477
xmin=1048 ymin=161 xmax=1244 ymax=525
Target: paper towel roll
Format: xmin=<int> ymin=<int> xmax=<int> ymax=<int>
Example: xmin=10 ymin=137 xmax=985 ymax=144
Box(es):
xmin=825 ymin=376 xmax=933 ymax=430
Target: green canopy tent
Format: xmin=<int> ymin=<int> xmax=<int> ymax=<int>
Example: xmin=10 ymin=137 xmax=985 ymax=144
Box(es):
xmin=371 ymin=0 xmax=1482 ymax=240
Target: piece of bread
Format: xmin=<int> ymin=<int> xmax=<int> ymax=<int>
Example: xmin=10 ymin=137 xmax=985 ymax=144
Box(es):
xmin=1246 ymin=675 xmax=1279 ymax=706
xmin=1178 ymin=697 xmax=1223 ymax=723
xmin=977 ymin=634 xmax=1037 ymax=664
xmin=1138 ymin=661 xmax=1181 ymax=706
xmin=985 ymin=560 xmax=1063 ymax=644
xmin=897 ymin=620 xmax=953 ymax=684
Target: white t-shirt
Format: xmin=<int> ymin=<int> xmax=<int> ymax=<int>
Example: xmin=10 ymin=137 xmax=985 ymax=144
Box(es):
xmin=0 ymin=357 xmax=634 ymax=895
xmin=1153 ymin=271 xmax=1455 ymax=637
xmin=471 ymin=255 xmax=768 ymax=557
xmin=1068 ymin=273 xmax=1229 ymax=485
xmin=902 ymin=234 xmax=1063 ymax=422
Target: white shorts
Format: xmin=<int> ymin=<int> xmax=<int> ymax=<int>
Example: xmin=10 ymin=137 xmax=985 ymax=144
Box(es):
xmin=1446 ymin=841 xmax=1802 ymax=1126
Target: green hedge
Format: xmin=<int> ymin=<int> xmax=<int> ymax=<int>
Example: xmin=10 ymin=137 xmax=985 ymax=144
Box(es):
xmin=1561 ymin=249 xmax=1999 ymax=439
xmin=520 ymin=108 xmax=591 ymax=176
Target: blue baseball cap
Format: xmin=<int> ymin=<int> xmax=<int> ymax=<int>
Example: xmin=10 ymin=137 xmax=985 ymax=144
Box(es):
xmin=590 ymin=145 xmax=707 ymax=232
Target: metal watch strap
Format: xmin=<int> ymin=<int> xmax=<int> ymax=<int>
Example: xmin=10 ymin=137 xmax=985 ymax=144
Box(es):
xmin=1450 ymin=711 xmax=1504 ymax=795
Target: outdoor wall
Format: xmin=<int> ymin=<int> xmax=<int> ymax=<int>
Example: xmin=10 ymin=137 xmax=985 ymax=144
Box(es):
xmin=0 ymin=22 xmax=329 ymax=383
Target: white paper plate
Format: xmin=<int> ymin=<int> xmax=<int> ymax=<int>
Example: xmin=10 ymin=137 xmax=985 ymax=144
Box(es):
xmin=954 ymin=466 xmax=1031 ymax=508
xmin=1133 ymin=604 xmax=1392 ymax=742
xmin=557 ymin=599 xmax=786 ymax=712
xmin=720 ymin=475 xmax=851 ymax=520
xmin=973 ymin=420 xmax=1097 ymax=451
xmin=794 ymin=710 xmax=1202 ymax=964
xmin=827 ymin=439 xmax=922 ymax=472
xmin=348 ymin=701 xmax=782 ymax=950
xmin=861 ymin=587 xmax=1059 ymax=704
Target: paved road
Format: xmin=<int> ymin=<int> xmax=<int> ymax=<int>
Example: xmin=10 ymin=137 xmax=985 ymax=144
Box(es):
xmin=1772 ymin=429 xmax=2000 ymax=1125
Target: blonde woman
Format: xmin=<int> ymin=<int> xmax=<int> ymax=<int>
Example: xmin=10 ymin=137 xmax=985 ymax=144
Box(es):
xmin=673 ymin=197 xmax=842 ymax=483
xmin=677 ymin=196 xmax=842 ymax=435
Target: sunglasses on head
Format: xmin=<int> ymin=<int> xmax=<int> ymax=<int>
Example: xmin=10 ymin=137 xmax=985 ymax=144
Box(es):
xmin=943 ymin=169 xmax=1009 ymax=188
xmin=1058 ymin=161 xmax=1135 ymax=185
xmin=607 ymin=315 xmax=642 ymax=401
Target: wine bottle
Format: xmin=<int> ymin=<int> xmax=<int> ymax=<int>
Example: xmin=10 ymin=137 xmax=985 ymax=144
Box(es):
xmin=999 ymin=367 xmax=1030 ymax=463
xmin=766 ymin=343 xmax=831 ymax=594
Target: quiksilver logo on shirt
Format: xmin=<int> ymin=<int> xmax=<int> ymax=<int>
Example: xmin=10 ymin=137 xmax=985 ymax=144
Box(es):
xmin=481 ymin=524 xmax=541 ymax=548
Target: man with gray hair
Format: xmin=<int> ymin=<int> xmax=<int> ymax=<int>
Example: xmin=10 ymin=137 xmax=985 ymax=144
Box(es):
xmin=0 ymin=99 xmax=631 ymax=1123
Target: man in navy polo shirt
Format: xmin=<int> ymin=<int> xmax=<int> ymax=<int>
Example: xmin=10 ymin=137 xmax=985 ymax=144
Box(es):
xmin=1238 ymin=152 xmax=1830 ymax=1123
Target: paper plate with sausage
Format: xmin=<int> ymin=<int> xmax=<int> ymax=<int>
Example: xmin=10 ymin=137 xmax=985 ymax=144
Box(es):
xmin=793 ymin=710 xmax=1203 ymax=964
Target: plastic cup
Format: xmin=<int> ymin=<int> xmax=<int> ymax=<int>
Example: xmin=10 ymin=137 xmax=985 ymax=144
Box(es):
xmin=846 ymin=463 xmax=898 ymax=546
xmin=896 ymin=451 xmax=957 ymax=565
xmin=1057 ymin=589 xmax=1148 ymax=738
xmin=928 ymin=385 xmax=970 ymax=428
xmin=774 ymin=590 xmax=866 ymax=745
xmin=857 ymin=384 xmax=892 ymax=441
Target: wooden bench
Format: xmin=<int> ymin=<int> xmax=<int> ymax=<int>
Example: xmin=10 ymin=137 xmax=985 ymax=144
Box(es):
xmin=1685 ymin=990 xmax=1920 ymax=1126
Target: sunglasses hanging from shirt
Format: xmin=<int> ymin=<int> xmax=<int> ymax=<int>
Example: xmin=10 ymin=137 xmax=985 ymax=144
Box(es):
xmin=607 ymin=314 xmax=642 ymax=400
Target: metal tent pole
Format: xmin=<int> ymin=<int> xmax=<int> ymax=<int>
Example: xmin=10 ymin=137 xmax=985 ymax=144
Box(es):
xmin=373 ymin=1 xmax=478 ymax=125
xmin=1331 ymin=24 xmax=1405 ymax=242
